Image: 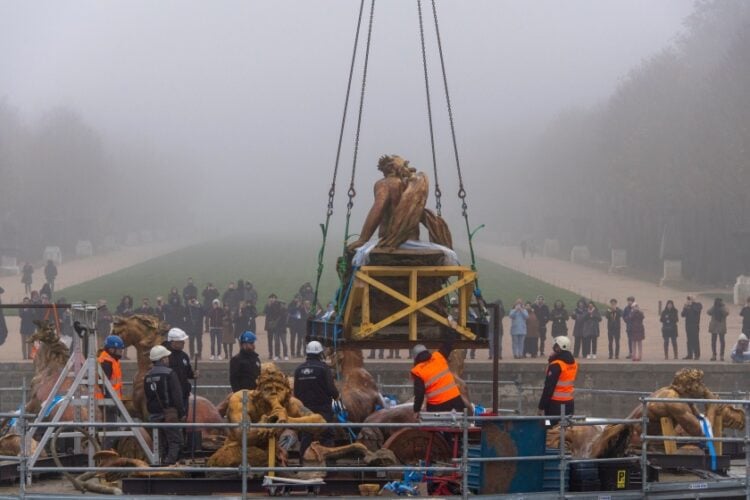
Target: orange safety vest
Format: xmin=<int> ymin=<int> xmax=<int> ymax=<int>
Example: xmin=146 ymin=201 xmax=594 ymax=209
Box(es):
xmin=550 ymin=359 xmax=578 ymax=402
xmin=411 ymin=352 xmax=461 ymax=405
xmin=96 ymin=350 xmax=123 ymax=399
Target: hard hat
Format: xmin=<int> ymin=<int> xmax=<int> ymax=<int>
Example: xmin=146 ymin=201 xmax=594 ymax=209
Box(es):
xmin=553 ymin=336 xmax=571 ymax=352
xmin=240 ymin=331 xmax=257 ymax=344
xmin=411 ymin=344 xmax=428 ymax=358
xmin=103 ymin=335 xmax=125 ymax=350
xmin=306 ymin=340 xmax=324 ymax=355
xmin=149 ymin=345 xmax=171 ymax=362
xmin=739 ymin=334 xmax=748 ymax=342
xmin=167 ymin=328 xmax=189 ymax=342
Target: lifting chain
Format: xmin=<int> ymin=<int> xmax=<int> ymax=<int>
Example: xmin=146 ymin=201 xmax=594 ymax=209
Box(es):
xmin=343 ymin=0 xmax=376 ymax=251
xmin=417 ymin=0 xmax=441 ymax=216
xmin=313 ymin=0 xmax=367 ymax=311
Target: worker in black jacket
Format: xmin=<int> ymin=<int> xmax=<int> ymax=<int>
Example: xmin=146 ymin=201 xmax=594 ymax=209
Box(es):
xmin=145 ymin=345 xmax=185 ymax=465
xmin=537 ymin=336 xmax=578 ymax=418
xmin=163 ymin=328 xmax=196 ymax=412
xmin=293 ymin=340 xmax=339 ymax=458
xmin=229 ymin=331 xmax=261 ymax=392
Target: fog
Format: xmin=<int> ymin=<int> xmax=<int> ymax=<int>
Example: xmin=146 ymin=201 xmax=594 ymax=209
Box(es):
xmin=0 ymin=1 xmax=696 ymax=258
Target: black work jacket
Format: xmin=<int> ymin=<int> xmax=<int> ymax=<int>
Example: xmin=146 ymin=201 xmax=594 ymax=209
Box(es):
xmin=229 ymin=349 xmax=261 ymax=392
xmin=144 ymin=364 xmax=185 ymax=419
xmin=293 ymin=355 xmax=339 ymax=416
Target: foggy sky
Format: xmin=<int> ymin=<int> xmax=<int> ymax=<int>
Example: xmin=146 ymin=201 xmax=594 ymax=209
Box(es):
xmin=0 ymin=0 xmax=694 ymax=240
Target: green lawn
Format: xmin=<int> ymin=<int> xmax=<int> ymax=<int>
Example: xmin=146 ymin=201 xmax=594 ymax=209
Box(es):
xmin=57 ymin=235 xmax=587 ymax=309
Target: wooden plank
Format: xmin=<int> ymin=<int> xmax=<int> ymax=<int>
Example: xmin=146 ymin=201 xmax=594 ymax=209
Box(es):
xmin=362 ymin=265 xmax=472 ymax=277
xmin=409 ymin=269 xmax=418 ymax=341
xmin=342 ymin=281 xmax=364 ymax=334
xmin=355 ymin=273 xmax=476 ymax=338
xmin=361 ymin=281 xmax=370 ymax=328
xmin=660 ymin=417 xmax=677 ymax=455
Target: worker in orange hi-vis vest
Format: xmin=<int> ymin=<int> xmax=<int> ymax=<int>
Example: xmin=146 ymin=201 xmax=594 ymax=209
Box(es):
xmin=538 ymin=336 xmax=578 ymax=417
xmin=97 ymin=335 xmax=124 ymax=449
xmin=410 ymin=339 xmax=465 ymax=419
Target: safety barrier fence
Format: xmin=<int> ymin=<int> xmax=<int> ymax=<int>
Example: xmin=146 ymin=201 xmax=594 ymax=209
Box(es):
xmin=2 ymin=386 xmax=750 ymax=498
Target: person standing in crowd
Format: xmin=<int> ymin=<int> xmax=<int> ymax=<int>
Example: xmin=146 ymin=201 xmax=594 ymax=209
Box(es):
xmin=489 ymin=299 xmax=506 ymax=360
xmin=144 ymin=345 xmax=185 ymax=465
xmin=509 ymin=299 xmax=528 ymax=359
xmin=20 ymin=297 xmax=36 ymax=359
xmin=167 ymin=286 xmax=181 ymax=306
xmin=660 ymin=300 xmax=679 ymax=360
xmin=182 ymin=278 xmax=198 ymax=303
xmin=154 ymin=297 xmax=167 ymax=321
xmin=205 ymin=299 xmax=224 ymax=361
xmin=605 ymin=299 xmax=622 ymax=360
xmin=298 ymin=282 xmax=315 ymax=306
xmin=0 ymin=287 xmax=7 ymax=348
xmin=263 ymin=294 xmax=288 ymax=361
xmin=287 ymin=295 xmax=306 ymax=359
xmin=681 ymin=295 xmax=703 ymax=360
xmin=230 ymin=331 xmax=262 ymax=392
xmin=707 ymin=297 xmax=728 ymax=361
xmin=136 ymin=298 xmax=154 ymax=315
xmin=622 ymin=296 xmax=636 ymax=359
xmin=96 ymin=299 xmax=113 ymax=347
xmin=222 ymin=282 xmax=240 ymax=314
xmin=96 ymin=335 xmax=124 ymax=447
xmin=237 ymin=299 xmax=258 ymax=339
xmin=221 ymin=303 xmax=235 ymax=359
xmin=537 ymin=336 xmax=577 ymax=417
xmin=21 ymin=262 xmax=33 ymax=296
xmin=629 ymin=303 xmax=645 ymax=361
xmin=730 ymin=333 xmax=750 ymax=363
xmin=524 ymin=301 xmax=540 ymax=358
xmin=549 ymin=300 xmax=569 ymax=338
xmin=164 ymin=293 xmax=185 ymax=331
xmin=740 ymin=297 xmax=750 ymax=337
xmin=411 ymin=339 xmax=465 ymax=415
xmin=116 ymin=295 xmax=134 ymax=317
xmin=581 ymin=301 xmax=601 ymax=359
xmin=570 ymin=298 xmax=588 ymax=358
xmin=44 ymin=259 xmax=57 ymax=293
xmin=532 ymin=295 xmax=550 ymax=356
xmin=244 ymin=282 xmax=258 ymax=307
xmin=294 ymin=341 xmax=339 ymax=458
xmin=201 ymin=283 xmax=220 ymax=310
xmin=39 ymin=281 xmax=52 ymax=301
xmin=184 ymin=297 xmax=205 ymax=360
xmin=162 ymin=328 xmax=197 ymax=413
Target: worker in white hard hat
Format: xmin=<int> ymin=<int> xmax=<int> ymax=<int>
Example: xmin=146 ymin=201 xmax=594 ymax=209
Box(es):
xmin=144 ymin=345 xmax=185 ymax=465
xmin=293 ymin=340 xmax=339 ymax=458
xmin=730 ymin=333 xmax=750 ymax=363
xmin=163 ymin=327 xmax=197 ymax=412
xmin=537 ymin=336 xmax=578 ymax=417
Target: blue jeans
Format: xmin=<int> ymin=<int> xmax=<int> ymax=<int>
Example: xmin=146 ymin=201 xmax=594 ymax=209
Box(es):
xmin=511 ymin=334 xmax=525 ymax=357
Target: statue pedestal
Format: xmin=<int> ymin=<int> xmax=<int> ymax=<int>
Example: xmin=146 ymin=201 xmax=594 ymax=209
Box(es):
xmin=734 ymin=275 xmax=750 ymax=305
xmin=570 ymin=246 xmax=590 ymax=264
xmin=75 ymin=240 xmax=93 ymax=258
xmin=609 ymin=249 xmax=627 ymax=273
xmin=543 ymin=239 xmax=560 ymax=258
xmin=660 ymin=260 xmax=683 ymax=287
xmin=0 ymin=255 xmax=19 ymax=275
xmin=43 ymin=246 xmax=63 ymax=266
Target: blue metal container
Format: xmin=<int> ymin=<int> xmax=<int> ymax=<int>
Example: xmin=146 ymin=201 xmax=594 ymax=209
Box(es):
xmin=477 ymin=419 xmax=547 ymax=494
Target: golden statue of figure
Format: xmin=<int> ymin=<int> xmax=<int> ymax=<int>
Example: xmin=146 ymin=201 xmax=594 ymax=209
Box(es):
xmin=347 ymin=155 xmax=452 ymax=252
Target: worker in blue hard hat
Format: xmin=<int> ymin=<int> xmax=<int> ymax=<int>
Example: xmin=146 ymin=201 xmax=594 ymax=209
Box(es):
xmin=229 ymin=331 xmax=261 ymax=392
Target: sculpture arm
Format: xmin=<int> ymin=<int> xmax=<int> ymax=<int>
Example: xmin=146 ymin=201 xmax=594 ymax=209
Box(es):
xmin=348 ymin=182 xmax=389 ymax=250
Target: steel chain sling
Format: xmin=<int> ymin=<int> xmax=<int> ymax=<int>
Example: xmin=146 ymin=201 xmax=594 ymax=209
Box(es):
xmin=312 ymin=0 xmax=367 ymax=311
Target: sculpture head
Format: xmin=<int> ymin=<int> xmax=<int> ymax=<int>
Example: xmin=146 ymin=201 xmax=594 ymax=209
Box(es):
xmin=670 ymin=368 xmax=708 ymax=397
xmin=377 ymin=155 xmax=413 ymax=178
xmin=257 ymin=365 xmax=292 ymax=409
xmin=29 ymin=320 xmax=57 ymax=345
